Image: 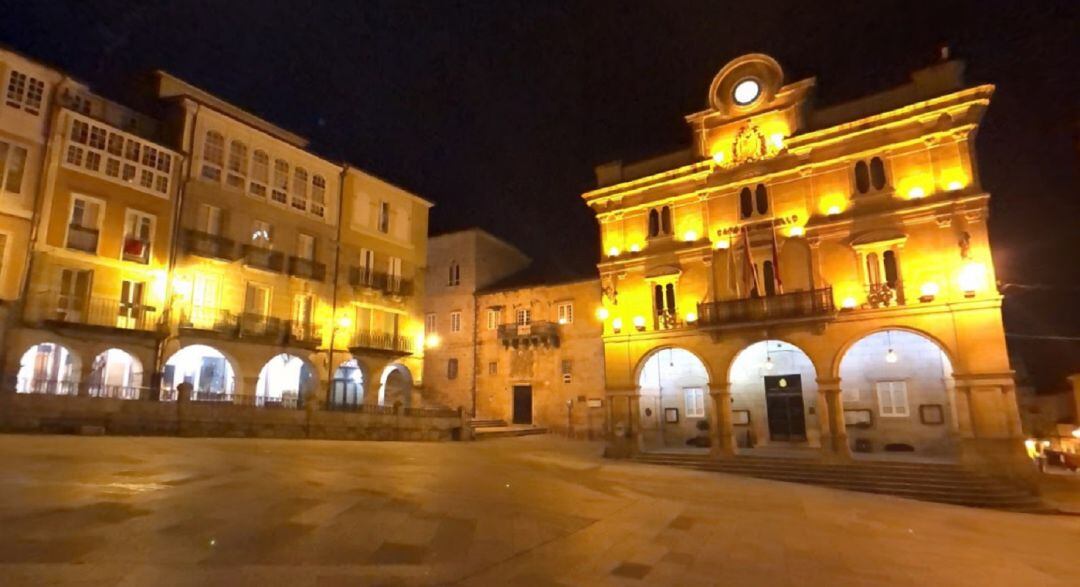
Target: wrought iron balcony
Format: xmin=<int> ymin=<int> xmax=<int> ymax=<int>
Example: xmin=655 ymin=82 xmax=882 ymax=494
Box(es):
xmin=66 ymin=224 xmax=99 ymax=253
xmin=349 ymin=329 xmax=414 ymax=356
xmin=178 ymin=305 xmax=240 ymax=335
xmin=239 ymin=313 xmax=285 ymax=341
xmin=121 ymin=237 xmax=151 ymax=264
xmin=349 ymin=267 xmax=414 ymax=297
xmin=28 ymin=293 xmax=162 ymax=333
xmin=183 ymin=228 xmax=237 ymax=261
xmin=864 ymin=281 xmax=906 ymax=308
xmin=497 ymin=321 xmax=560 ymax=349
xmin=242 ymin=245 xmax=285 ymax=272
xmin=697 ymin=287 xmax=836 ymax=328
xmin=286 ymin=320 xmax=323 ymax=348
xmin=288 ymin=256 xmax=326 ymax=281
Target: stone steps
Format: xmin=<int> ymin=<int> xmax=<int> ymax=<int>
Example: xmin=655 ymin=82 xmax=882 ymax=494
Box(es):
xmin=470 ymin=419 xmax=508 ymax=429
xmin=474 ymin=426 xmax=548 ymax=440
xmin=629 ymin=453 xmax=1045 ymax=511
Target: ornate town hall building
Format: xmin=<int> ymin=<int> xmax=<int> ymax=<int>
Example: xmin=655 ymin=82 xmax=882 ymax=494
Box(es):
xmin=585 ymin=54 xmax=1024 ymax=470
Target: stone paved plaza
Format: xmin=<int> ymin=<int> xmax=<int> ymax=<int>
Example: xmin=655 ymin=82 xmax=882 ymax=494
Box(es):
xmin=0 ymin=434 xmax=1077 ymax=586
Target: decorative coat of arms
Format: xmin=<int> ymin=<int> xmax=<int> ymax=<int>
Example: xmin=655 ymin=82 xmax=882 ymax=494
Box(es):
xmin=732 ymin=125 xmax=768 ymax=164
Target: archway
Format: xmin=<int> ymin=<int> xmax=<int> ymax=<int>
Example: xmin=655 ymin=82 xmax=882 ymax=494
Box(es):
xmin=380 ymin=363 xmax=413 ymax=407
xmin=329 ymin=358 xmax=365 ymax=408
xmin=162 ymin=344 xmax=236 ymax=400
xmin=838 ymin=329 xmax=955 ymax=454
xmin=16 ymin=343 xmax=80 ymax=395
xmin=256 ymin=353 xmax=315 ymax=408
xmin=637 ymin=348 xmax=711 ymax=450
xmin=728 ymin=340 xmax=820 ymax=448
xmin=88 ymin=348 xmax=143 ymax=399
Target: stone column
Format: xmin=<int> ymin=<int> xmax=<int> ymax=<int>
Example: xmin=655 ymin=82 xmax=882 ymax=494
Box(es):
xmin=709 ymin=385 xmax=736 ymax=458
xmin=817 ymin=378 xmax=851 ymax=461
xmin=77 ymin=359 xmax=95 ymax=397
xmin=604 ymin=388 xmax=641 ymax=458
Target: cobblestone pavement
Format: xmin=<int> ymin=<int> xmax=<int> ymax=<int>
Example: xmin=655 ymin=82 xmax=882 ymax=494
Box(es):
xmin=0 ymin=434 xmax=1077 ymax=586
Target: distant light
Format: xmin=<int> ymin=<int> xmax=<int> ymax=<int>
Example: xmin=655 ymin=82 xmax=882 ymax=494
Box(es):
xmin=557 ymin=317 xmax=568 ymax=325
xmin=712 ymin=151 xmax=725 ymax=164
xmin=714 ymin=239 xmax=730 ymax=250
xmin=885 ymin=348 xmax=899 ymax=363
xmin=841 ymin=297 xmax=857 ymax=310
xmin=769 ymin=133 xmax=784 ymax=150
xmin=907 ymin=186 xmax=926 ymax=199
xmin=919 ymin=282 xmax=939 ymax=303
xmin=632 ymin=316 xmax=646 ymax=331
xmin=946 ymin=180 xmax=964 ymax=191
xmin=629 ymin=243 xmax=640 ymax=253
xmin=595 ymin=307 xmax=609 ymax=321
xmin=336 ymin=315 xmax=352 ymax=330
xmin=958 ymin=262 xmax=986 ymax=297
xmin=683 ymin=230 xmax=698 ymax=242
xmin=685 ymin=312 xmax=698 ymax=323
xmin=788 ymin=226 xmax=805 ymax=237
xmin=1072 ymin=428 xmax=1080 ymax=439
xmin=611 ymin=317 xmax=623 ymax=333
xmin=826 ymin=205 xmax=842 ymax=216
xmin=607 ymin=246 xmax=620 ymax=257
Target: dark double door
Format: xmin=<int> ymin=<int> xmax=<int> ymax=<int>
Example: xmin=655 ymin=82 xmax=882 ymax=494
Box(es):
xmin=513 ymin=385 xmax=533 ymax=425
xmin=764 ymin=375 xmax=807 ymax=442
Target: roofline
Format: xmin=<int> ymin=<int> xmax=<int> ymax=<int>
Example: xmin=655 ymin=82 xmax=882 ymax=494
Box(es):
xmin=344 ymin=166 xmax=434 ymax=208
xmin=429 ymin=228 xmax=527 ymax=255
xmin=476 ymin=274 xmax=600 ymax=296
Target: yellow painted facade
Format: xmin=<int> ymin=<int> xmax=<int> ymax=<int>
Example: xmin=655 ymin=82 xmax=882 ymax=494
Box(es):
xmin=585 ymin=54 xmax=1025 ymax=472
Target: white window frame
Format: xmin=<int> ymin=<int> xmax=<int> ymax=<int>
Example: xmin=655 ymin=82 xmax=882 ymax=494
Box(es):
xmin=6 ymin=70 xmax=46 ymax=115
xmin=358 ymin=248 xmax=375 ymax=285
xmin=243 ymin=281 xmax=272 ymax=317
xmin=121 ymin=208 xmax=155 ymax=263
xmin=516 ymin=308 xmax=531 ymax=326
xmin=225 ymin=139 xmax=248 ymax=190
xmin=378 ymin=201 xmax=391 ymax=234
xmin=0 ymin=139 xmax=29 ymax=197
xmin=297 ymin=232 xmax=315 ymax=260
xmin=388 ymin=256 xmax=403 ymax=292
xmin=425 ymin=312 xmax=436 ymax=335
xmin=66 ymin=194 xmax=105 ymax=255
xmin=251 ymin=219 xmax=272 ymax=248
xmin=450 ymin=311 xmax=462 ymax=333
xmin=557 ymin=302 xmax=573 ymax=324
xmin=684 ymin=387 xmax=706 ymax=418
xmin=200 ymin=130 xmax=224 ymax=182
xmin=249 ymin=149 xmax=270 ymax=198
xmin=876 ymin=380 xmax=909 ymax=418
xmin=63 ymin=113 xmax=173 ymax=197
xmin=200 ymin=204 xmax=224 ymax=236
xmin=486 ymin=308 xmax=501 ymax=330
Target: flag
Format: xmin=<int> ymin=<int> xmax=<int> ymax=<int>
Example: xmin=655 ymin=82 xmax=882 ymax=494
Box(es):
xmin=770 ymin=221 xmax=784 ymax=295
xmin=742 ymin=226 xmax=760 ymax=298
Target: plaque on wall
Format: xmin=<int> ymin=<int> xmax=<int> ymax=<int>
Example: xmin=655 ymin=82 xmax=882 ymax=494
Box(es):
xmin=732 ymin=409 xmax=751 ymax=425
xmin=664 ymin=407 xmax=679 ymax=423
xmin=587 ymin=398 xmax=603 ymax=408
xmin=843 ymin=409 xmax=873 ymax=429
xmin=919 ymin=404 xmax=945 ymax=425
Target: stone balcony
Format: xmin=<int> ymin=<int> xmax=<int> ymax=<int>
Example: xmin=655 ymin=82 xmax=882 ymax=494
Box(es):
xmin=497 ymin=321 xmax=560 ymax=349
xmin=696 ymin=287 xmax=836 ymax=329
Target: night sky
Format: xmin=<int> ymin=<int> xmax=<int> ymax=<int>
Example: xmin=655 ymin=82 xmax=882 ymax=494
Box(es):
xmin=1 ymin=1 xmax=1077 ymax=388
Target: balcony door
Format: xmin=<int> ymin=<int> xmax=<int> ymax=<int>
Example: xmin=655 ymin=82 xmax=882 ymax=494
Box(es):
xmin=57 ymin=268 xmax=91 ymax=322
xmin=190 ymin=274 xmax=220 ymax=328
xmin=117 ymin=280 xmax=145 ymax=329
xmin=293 ymin=294 xmax=313 ymax=339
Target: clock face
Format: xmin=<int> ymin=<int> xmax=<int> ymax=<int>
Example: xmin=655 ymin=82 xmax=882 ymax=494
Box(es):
xmin=732 ymin=78 xmax=761 ymax=106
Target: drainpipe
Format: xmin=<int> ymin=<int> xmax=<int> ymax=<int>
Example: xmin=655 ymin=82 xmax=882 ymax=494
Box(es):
xmin=471 ymin=291 xmax=479 ymax=418
xmin=325 ymin=164 xmax=348 ymax=406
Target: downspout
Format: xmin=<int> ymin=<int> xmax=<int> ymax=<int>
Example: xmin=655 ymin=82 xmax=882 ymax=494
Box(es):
xmin=325 ymin=164 xmax=347 ymax=405
xmin=471 ymin=291 xmax=479 ymax=418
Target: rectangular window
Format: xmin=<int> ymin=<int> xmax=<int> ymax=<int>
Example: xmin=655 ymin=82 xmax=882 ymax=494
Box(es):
xmin=516 ymin=308 xmax=531 ymax=326
xmin=876 ymin=381 xmax=909 ymax=417
xmin=24 ymin=78 xmax=44 ymax=114
xmin=0 ymin=140 xmax=29 ymax=195
xmin=116 ymin=280 xmax=146 ymax=328
xmin=251 ymin=219 xmax=272 ymax=248
xmin=244 ymin=283 xmax=270 ymax=317
xmin=297 ymin=233 xmax=315 ymax=260
xmin=378 ymin=201 xmax=391 ymax=234
xmin=358 ymin=249 xmax=374 ymax=285
xmin=684 ymin=387 xmax=705 ymax=418
xmin=293 ymin=294 xmax=314 ymax=339
xmin=486 ymin=308 xmax=501 ymax=330
xmin=271 ymin=159 xmax=289 ymax=204
xmin=425 ymin=313 xmax=436 ymax=335
xmin=122 ymin=209 xmax=154 ymax=264
xmin=447 ymin=358 xmax=458 ymax=380
xmin=561 ymin=359 xmax=573 ymax=384
xmin=67 ymin=196 xmax=102 ymax=253
xmin=200 ymin=204 xmax=224 ymax=236
xmin=57 ymin=268 xmax=92 ymax=319
xmin=387 ymin=256 xmax=402 ymax=292
xmin=488 ymin=361 xmax=498 ymax=375
xmin=450 ymin=311 xmax=461 ymax=333
xmin=557 ymin=302 xmax=573 ymax=324
xmin=6 ymin=71 xmax=27 ymax=108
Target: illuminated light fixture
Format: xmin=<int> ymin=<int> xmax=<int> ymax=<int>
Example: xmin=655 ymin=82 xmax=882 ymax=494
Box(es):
xmin=907 ymin=186 xmax=926 ymax=199
xmin=425 ymin=334 xmax=441 ymax=349
xmin=685 ymin=312 xmax=698 ymax=323
xmin=732 ymin=78 xmax=761 ymax=105
xmin=611 ymin=317 xmax=623 ymax=333
xmin=778 ymin=377 xmax=788 ymax=388
xmin=885 ymin=330 xmax=898 ymax=363
xmin=919 ymin=282 xmax=940 ymax=303
xmin=715 ymin=239 xmax=730 ymax=250
xmin=684 ymin=230 xmax=698 ymax=242
xmin=712 ymin=151 xmax=725 ymax=164
xmin=1072 ymin=427 xmax=1080 ymax=439
xmin=841 ymin=297 xmax=857 ymax=310
xmin=769 ymin=133 xmax=784 ymax=150
xmin=946 ymin=180 xmax=964 ymax=191
xmin=958 ymin=262 xmax=986 ymax=298
xmin=826 ymin=205 xmax=842 ymax=216
xmin=763 ymin=356 xmax=775 ymax=371
xmin=632 ymin=316 xmax=646 ymax=332
xmin=787 ymin=226 xmax=805 ymax=237
xmin=595 ymin=307 xmax=610 ymax=321
xmin=336 ymin=315 xmax=353 ymax=330
xmin=557 ymin=317 xmax=568 ymax=325
xmin=629 ymin=243 xmax=640 ymax=253
xmin=607 ymin=246 xmax=620 ymax=257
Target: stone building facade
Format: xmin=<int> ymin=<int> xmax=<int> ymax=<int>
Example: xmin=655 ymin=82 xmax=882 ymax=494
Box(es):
xmin=587 ymin=53 xmax=1026 ymax=474
xmin=0 ymin=48 xmax=433 ymax=413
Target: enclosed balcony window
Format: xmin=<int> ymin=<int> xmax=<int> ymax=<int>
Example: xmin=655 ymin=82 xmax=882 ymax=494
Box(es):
xmin=226 ymin=140 xmax=248 ymax=189
xmin=201 ymin=131 xmax=224 ymax=181
xmin=67 ymin=197 xmax=102 ymax=253
xmin=122 ymin=210 xmax=153 ymax=264
xmin=249 ymin=150 xmax=269 ymax=198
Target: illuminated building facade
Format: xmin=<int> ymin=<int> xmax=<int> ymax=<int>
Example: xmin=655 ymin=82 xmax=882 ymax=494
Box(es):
xmin=586 ymin=54 xmax=1024 ymax=471
xmin=0 ymin=50 xmax=431 ymax=409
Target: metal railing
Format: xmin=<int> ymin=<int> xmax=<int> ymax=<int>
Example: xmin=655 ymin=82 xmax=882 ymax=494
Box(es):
xmin=325 ymin=402 xmax=397 ymax=415
xmin=28 ymin=293 xmax=161 ymax=331
xmin=158 ymin=390 xmax=300 ymax=408
xmin=349 ymin=267 xmax=414 ymax=296
xmin=497 ymin=321 xmax=560 ymax=348
xmin=288 ymin=256 xmax=326 ymax=281
xmin=865 ymin=281 xmax=906 ymax=308
xmin=242 ymin=245 xmax=285 ymax=272
xmin=66 ymin=224 xmax=99 ymax=253
xmin=287 ymin=320 xmax=323 ymax=347
xmin=183 ymin=229 xmax=236 ymax=260
xmin=697 ymin=287 xmax=836 ymax=327
xmin=238 ymin=313 xmax=284 ymax=340
xmin=88 ymin=385 xmax=147 ymax=400
xmin=15 ymin=378 xmax=79 ymax=395
xmin=349 ymin=330 xmax=414 ymax=354
xmin=178 ymin=306 xmax=240 ymax=334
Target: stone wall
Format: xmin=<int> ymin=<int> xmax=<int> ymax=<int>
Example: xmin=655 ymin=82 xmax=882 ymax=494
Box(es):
xmin=0 ymin=393 xmax=465 ymax=441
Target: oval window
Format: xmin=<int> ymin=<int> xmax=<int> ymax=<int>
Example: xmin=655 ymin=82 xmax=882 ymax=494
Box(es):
xmin=755 ymin=184 xmax=769 ymax=215
xmin=732 ymin=79 xmax=761 ymax=105
xmin=739 ymin=187 xmax=753 ymax=218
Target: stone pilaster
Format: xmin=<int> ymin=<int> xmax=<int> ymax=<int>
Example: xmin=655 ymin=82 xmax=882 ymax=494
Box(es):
xmin=709 ymin=385 xmax=736 ymax=458
xmin=816 ymin=377 xmax=851 ymax=461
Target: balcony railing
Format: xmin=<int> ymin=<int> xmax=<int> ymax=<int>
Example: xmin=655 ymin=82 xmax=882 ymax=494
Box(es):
xmin=864 ymin=281 xmax=906 ymax=308
xmin=183 ymin=229 xmax=236 ymax=260
xmin=87 ymin=385 xmax=147 ymax=400
xmin=287 ymin=320 xmax=323 ymax=348
xmin=239 ymin=313 xmax=284 ymax=340
xmin=349 ymin=330 xmax=414 ymax=355
xmin=159 ymin=389 xmax=300 ymax=409
xmin=242 ymin=245 xmax=285 ymax=272
xmin=66 ymin=224 xmax=99 ymax=253
xmin=121 ymin=237 xmax=150 ymax=264
xmin=349 ymin=267 xmax=414 ymax=297
xmin=288 ymin=256 xmax=326 ymax=281
xmin=178 ymin=306 xmax=240 ymax=335
xmin=29 ymin=293 xmax=161 ymax=332
xmin=15 ymin=378 xmax=79 ymax=396
xmin=497 ymin=321 xmax=560 ymax=349
xmin=697 ymin=287 xmax=836 ymax=328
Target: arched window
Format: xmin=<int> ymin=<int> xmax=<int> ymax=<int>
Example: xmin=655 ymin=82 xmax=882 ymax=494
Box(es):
xmin=763 ymin=260 xmax=776 ymax=296
xmin=291 ymin=167 xmax=308 ymax=211
xmin=883 ymin=250 xmax=899 ymax=288
xmin=866 ymin=252 xmax=881 ymax=284
xmin=226 ymin=140 xmax=247 ymax=189
xmin=664 ymin=283 xmax=676 ymax=313
xmin=448 ymin=262 xmax=460 ymax=286
xmin=660 ymin=206 xmax=672 ymax=235
xmin=653 ymin=284 xmax=664 ymax=313
xmin=755 ymin=184 xmax=768 ymax=215
xmin=854 ymin=160 xmax=870 ymax=194
xmin=271 ymin=159 xmax=289 ymax=204
xmin=870 ymin=157 xmax=887 ymax=191
xmin=311 ymin=175 xmax=326 ymax=217
xmin=249 ymin=150 xmax=269 ymax=197
xmin=201 ymin=131 xmax=224 ymax=181
xmin=739 ymin=187 xmax=753 ymax=218
xmin=648 ymin=209 xmax=659 ymax=238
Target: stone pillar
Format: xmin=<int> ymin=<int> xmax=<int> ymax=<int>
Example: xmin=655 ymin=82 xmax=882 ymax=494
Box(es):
xmin=77 ymin=359 xmax=95 ymax=397
xmin=816 ymin=378 xmax=852 ymax=461
xmin=953 ymin=372 xmax=1033 ymax=484
xmin=709 ymin=385 xmax=736 ymax=458
xmin=604 ymin=388 xmax=640 ymax=458
xmin=241 ymin=376 xmax=259 ymax=405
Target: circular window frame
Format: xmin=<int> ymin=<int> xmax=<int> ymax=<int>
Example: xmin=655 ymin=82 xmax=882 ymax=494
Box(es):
xmin=731 ymin=77 xmax=763 ymax=107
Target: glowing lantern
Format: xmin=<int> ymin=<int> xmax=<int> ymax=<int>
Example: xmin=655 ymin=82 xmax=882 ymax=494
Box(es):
xmin=712 ymin=151 xmax=726 ymax=164
xmin=715 ymin=239 xmax=730 ymax=250
xmin=787 ymin=226 xmax=805 ymax=237
xmin=763 ymin=356 xmax=775 ymax=371
xmin=885 ymin=348 xmax=899 ymax=363
xmin=919 ymin=282 xmax=939 ymax=303
xmin=607 ymin=246 xmax=620 ymax=258
xmin=685 ymin=312 xmax=698 ymax=323
xmin=611 ymin=317 xmax=623 ymax=333
xmin=826 ymin=205 xmax=842 ymax=216
xmin=683 ymin=230 xmax=698 ymax=242
xmin=769 ymin=133 xmax=784 ymax=150
xmin=841 ymin=297 xmax=857 ymax=310
xmin=629 ymin=243 xmax=640 ymax=253
xmin=632 ymin=316 xmax=646 ymax=331
xmin=425 ymin=334 xmax=441 ymax=349
xmin=907 ymin=186 xmax=926 ymax=199
xmin=958 ymin=262 xmax=986 ymax=297
xmin=595 ymin=307 xmax=610 ymax=321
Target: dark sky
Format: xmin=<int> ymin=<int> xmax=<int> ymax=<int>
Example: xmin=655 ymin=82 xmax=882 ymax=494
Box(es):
xmin=2 ymin=0 xmax=1077 ymax=387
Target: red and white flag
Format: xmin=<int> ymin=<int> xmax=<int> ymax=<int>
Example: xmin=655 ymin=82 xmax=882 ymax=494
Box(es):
xmin=742 ymin=226 xmax=760 ymax=298
xmin=770 ymin=222 xmax=784 ymax=295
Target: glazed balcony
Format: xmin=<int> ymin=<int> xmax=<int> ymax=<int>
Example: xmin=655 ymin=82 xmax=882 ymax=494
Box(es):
xmin=288 ymin=256 xmax=326 ymax=281
xmin=66 ymin=224 xmax=99 ymax=253
xmin=28 ymin=293 xmax=162 ymax=334
xmin=497 ymin=321 xmax=560 ymax=349
xmin=697 ymin=287 xmax=836 ymax=329
xmin=183 ymin=229 xmax=236 ymax=261
xmin=349 ymin=330 xmax=414 ymax=357
xmin=241 ymin=245 xmax=285 ymax=273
